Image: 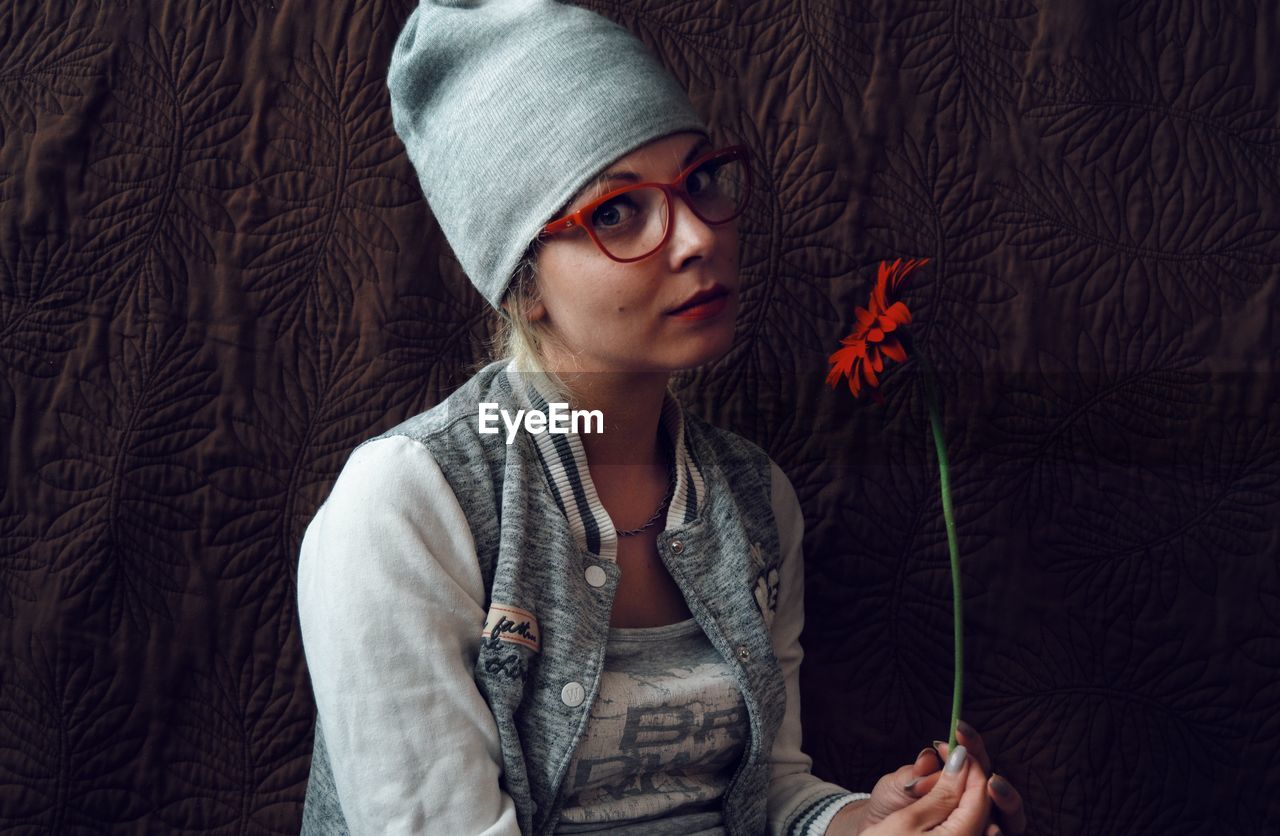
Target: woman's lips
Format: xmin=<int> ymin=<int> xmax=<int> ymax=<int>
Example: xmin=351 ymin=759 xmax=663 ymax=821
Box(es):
xmin=668 ymin=291 xmax=730 ymax=320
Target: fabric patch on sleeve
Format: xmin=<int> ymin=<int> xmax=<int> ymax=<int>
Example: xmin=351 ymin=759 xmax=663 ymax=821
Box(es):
xmin=481 ymin=602 xmax=541 ymax=652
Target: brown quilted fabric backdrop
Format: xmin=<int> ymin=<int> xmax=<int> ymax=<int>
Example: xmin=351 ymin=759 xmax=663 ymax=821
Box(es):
xmin=3 ymin=0 xmax=1278 ymax=833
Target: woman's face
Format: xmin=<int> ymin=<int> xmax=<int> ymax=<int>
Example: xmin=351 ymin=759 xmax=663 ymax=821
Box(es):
xmin=522 ymin=131 xmax=741 ymax=375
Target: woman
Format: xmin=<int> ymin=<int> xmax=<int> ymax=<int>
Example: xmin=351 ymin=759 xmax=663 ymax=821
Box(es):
xmin=297 ymin=1 xmax=1028 ymax=834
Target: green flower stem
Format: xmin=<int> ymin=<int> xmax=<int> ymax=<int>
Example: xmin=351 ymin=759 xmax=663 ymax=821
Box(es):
xmin=917 ymin=351 xmax=963 ymax=754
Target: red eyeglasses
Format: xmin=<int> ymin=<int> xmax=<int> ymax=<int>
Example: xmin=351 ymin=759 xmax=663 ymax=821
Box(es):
xmin=540 ymin=144 xmax=752 ymax=263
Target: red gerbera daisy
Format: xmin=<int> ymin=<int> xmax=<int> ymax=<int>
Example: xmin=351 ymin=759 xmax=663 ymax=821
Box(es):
xmin=825 ymin=258 xmax=928 ymax=405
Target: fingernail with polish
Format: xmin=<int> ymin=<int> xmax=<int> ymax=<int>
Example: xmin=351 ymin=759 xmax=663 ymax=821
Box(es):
xmin=944 ymin=744 xmax=968 ymax=774
xmin=914 ymin=747 xmax=936 ymax=767
xmin=932 ymin=739 xmax=947 ymax=752
xmin=904 ymin=776 xmax=922 ymax=793
xmin=956 ymin=718 xmax=977 ymax=738
xmin=991 ymin=774 xmax=1014 ymax=799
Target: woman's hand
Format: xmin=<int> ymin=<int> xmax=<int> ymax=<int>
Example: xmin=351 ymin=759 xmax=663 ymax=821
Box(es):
xmin=844 ymin=745 xmax=946 ymax=832
xmin=853 ymin=720 xmax=1027 ymax=836
xmin=928 ymin=721 xmax=1028 ymax=835
xmin=857 ymin=744 xmax=990 ymax=835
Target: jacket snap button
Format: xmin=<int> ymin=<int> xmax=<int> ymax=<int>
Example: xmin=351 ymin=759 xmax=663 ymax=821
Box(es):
xmin=561 ymin=681 xmax=586 ymax=707
xmin=736 ymin=645 xmax=750 ymax=661
xmin=670 ymin=539 xmax=684 ymax=555
xmin=584 ymin=565 xmax=607 ymax=588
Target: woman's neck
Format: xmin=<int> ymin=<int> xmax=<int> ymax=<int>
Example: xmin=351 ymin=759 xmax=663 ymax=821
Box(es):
xmin=557 ymin=368 xmax=671 ymax=470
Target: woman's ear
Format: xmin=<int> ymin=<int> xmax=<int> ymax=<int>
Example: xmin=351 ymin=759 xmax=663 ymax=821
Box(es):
xmin=501 ymin=295 xmax=547 ymax=323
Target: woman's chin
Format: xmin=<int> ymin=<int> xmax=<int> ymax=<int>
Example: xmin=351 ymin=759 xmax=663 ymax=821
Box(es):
xmin=672 ymin=316 xmax=738 ymax=370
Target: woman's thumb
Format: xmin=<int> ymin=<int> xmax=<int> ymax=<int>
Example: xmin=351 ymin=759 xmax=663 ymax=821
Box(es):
xmin=893 ymin=744 xmax=973 ymax=831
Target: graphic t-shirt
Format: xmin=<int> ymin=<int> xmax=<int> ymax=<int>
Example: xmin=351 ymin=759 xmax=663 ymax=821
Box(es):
xmin=554 ymin=616 xmax=749 ymax=835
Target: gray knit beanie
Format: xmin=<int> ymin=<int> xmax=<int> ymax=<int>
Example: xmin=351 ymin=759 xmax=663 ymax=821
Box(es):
xmin=387 ymin=0 xmax=709 ymax=313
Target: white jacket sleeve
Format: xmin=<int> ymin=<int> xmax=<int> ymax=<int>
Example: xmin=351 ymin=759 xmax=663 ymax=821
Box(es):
xmin=765 ymin=459 xmax=872 ymax=836
xmin=297 ymin=434 xmax=520 ymax=836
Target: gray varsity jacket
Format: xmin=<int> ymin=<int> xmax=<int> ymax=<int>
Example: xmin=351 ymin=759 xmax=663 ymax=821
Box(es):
xmin=297 ymin=360 xmax=869 ymax=835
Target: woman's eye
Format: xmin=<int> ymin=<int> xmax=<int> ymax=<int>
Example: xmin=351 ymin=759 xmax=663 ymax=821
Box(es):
xmin=592 ymin=197 xmax=637 ymax=229
xmin=687 ymin=164 xmax=718 ymax=195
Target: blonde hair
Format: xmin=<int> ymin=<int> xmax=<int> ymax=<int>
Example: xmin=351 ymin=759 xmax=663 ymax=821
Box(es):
xmin=482 ymin=235 xmax=575 ymax=406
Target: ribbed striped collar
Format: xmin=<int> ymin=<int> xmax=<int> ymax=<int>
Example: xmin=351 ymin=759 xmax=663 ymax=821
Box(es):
xmin=503 ymin=360 xmax=706 ymax=563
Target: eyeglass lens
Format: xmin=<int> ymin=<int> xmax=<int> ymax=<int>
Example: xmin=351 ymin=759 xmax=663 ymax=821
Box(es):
xmin=587 ymin=154 xmax=748 ymax=260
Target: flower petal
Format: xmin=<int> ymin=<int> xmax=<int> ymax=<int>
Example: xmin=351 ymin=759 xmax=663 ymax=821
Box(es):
xmin=884 ymin=301 xmax=912 ymax=326
xmin=825 ymin=345 xmax=856 ymax=387
xmin=881 ymin=339 xmax=908 ymax=364
xmin=847 ymin=363 xmax=863 ymax=396
xmin=863 ymin=361 xmax=880 ymax=389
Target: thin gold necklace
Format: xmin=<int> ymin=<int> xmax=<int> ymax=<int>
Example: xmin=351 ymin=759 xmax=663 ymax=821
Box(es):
xmin=615 ymin=432 xmax=676 ymax=537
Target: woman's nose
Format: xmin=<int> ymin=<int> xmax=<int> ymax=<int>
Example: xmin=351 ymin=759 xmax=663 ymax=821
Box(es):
xmin=665 ymin=189 xmax=721 ymax=255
